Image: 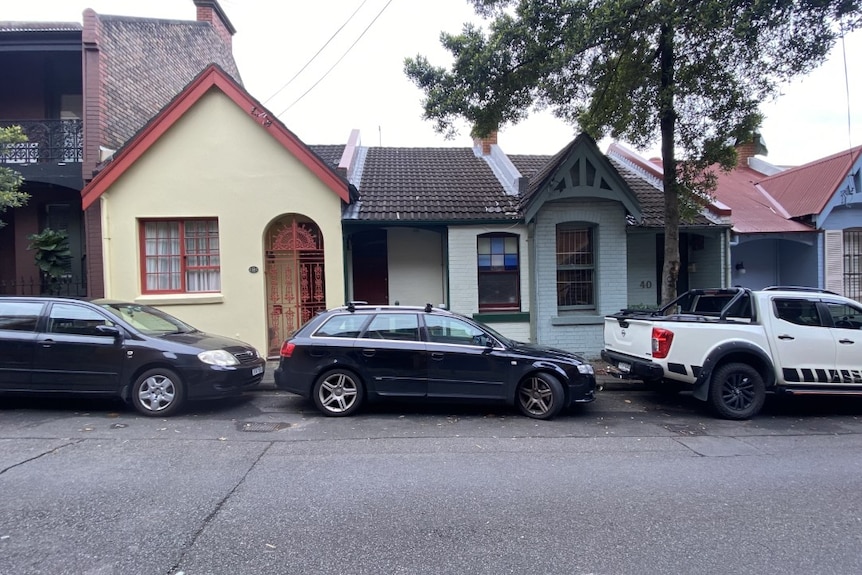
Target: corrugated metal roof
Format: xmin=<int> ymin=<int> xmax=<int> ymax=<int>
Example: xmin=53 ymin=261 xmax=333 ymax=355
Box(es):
xmin=758 ymin=146 xmax=862 ymax=218
xmin=712 ymin=165 xmax=814 ymax=233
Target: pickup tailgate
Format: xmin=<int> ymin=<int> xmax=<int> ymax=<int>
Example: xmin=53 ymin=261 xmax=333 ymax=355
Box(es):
xmin=603 ymin=315 xmax=655 ymax=360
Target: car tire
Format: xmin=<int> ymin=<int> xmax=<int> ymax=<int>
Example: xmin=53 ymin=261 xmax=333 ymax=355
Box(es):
xmin=708 ymin=362 xmax=765 ymax=420
xmin=516 ymin=372 xmax=564 ymax=420
xmin=131 ymin=368 xmax=185 ymax=417
xmin=313 ymin=369 xmax=364 ymax=417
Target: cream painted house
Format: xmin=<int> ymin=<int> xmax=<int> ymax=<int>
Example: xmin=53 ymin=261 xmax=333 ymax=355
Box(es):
xmin=81 ymin=65 xmax=351 ymax=357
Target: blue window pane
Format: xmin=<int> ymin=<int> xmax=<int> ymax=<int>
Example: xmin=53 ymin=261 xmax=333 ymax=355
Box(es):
xmin=491 ymin=238 xmax=504 ymax=254
xmin=478 ymin=255 xmax=491 ymax=269
xmin=504 ymin=254 xmax=518 ymax=269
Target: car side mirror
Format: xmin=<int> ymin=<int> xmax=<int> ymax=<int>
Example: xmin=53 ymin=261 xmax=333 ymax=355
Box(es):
xmin=96 ymin=324 xmax=123 ymax=340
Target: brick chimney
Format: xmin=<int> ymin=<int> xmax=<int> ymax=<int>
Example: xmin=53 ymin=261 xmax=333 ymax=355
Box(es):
xmin=735 ymin=133 xmax=767 ymax=168
xmin=193 ymin=0 xmax=236 ymax=47
xmin=472 ymin=131 xmax=498 ymax=156
xmin=735 ymin=140 xmax=757 ymax=168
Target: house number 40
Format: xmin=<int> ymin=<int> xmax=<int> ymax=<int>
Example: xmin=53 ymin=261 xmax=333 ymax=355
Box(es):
xmin=640 ymin=280 xmax=652 ymax=288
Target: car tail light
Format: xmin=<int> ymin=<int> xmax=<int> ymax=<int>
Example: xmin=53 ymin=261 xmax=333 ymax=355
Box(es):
xmin=651 ymin=327 xmax=674 ymax=359
xmin=280 ymin=341 xmax=296 ymax=358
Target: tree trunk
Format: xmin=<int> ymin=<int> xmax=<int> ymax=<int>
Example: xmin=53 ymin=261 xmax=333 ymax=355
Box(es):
xmin=658 ymin=21 xmax=680 ymax=306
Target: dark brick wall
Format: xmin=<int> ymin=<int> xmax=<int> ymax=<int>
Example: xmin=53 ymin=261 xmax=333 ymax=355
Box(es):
xmin=84 ymin=203 xmax=104 ymax=298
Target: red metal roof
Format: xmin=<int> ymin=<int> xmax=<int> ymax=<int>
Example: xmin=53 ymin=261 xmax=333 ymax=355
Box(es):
xmin=712 ymin=166 xmax=813 ymax=233
xmin=757 ymin=146 xmax=862 ymax=218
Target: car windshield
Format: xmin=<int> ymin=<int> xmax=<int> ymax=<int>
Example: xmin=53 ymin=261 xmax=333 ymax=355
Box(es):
xmin=96 ymin=302 xmax=196 ymax=335
xmin=469 ymin=317 xmax=513 ymax=347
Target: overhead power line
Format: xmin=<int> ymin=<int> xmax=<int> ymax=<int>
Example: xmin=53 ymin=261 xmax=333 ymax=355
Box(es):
xmin=263 ymin=0 xmax=370 ymax=106
xmin=277 ymin=0 xmax=396 ymax=117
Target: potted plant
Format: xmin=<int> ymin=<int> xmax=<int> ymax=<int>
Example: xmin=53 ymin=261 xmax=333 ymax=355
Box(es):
xmin=27 ymin=228 xmax=72 ymax=295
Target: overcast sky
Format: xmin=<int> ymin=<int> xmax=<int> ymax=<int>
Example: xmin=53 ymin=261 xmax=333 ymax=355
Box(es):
xmin=5 ymin=0 xmax=860 ymax=166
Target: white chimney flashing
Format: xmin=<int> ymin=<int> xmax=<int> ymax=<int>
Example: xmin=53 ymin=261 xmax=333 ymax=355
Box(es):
xmin=476 ymin=144 xmax=524 ymax=196
xmin=748 ymin=156 xmax=786 ymax=176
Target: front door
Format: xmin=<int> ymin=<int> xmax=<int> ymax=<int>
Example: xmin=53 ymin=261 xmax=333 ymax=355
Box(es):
xmin=265 ymin=216 xmax=326 ymax=358
xmin=351 ymin=229 xmax=388 ymax=304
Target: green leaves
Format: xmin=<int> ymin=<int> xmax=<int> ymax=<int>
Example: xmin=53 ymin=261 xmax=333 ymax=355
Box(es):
xmin=405 ymin=0 xmax=860 ymax=302
xmin=27 ymin=228 xmax=72 ymax=280
xmin=0 ymin=125 xmax=29 ymax=228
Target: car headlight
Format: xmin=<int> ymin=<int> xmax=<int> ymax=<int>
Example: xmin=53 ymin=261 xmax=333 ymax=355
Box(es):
xmin=198 ymin=349 xmax=240 ymax=366
xmin=577 ymin=364 xmax=594 ymax=375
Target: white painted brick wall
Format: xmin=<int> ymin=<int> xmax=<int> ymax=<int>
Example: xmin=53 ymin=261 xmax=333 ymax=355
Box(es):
xmin=448 ymin=225 xmax=532 ymax=342
xmin=532 ymin=200 xmax=627 ymax=358
xmin=447 ymin=225 xmax=530 ymax=314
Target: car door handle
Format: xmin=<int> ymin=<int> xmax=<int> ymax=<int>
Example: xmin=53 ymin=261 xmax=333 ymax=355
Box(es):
xmin=839 ymin=338 xmax=855 ymax=344
xmin=431 ymin=352 xmax=445 ymax=361
xmin=778 ymin=334 xmax=794 ymax=340
xmin=361 ymin=349 xmax=376 ymax=357
xmin=40 ymin=338 xmax=55 ymax=347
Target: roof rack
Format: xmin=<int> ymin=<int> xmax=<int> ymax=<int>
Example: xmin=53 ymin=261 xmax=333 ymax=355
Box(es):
xmin=762 ymin=286 xmax=838 ymax=295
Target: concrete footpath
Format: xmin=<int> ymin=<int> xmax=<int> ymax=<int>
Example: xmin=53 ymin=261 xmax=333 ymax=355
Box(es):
xmin=256 ymin=360 xmax=631 ymax=392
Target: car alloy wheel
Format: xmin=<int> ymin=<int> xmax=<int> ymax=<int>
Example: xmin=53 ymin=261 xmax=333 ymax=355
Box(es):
xmin=516 ymin=372 xmax=564 ymax=420
xmin=313 ymin=369 xmax=364 ymax=416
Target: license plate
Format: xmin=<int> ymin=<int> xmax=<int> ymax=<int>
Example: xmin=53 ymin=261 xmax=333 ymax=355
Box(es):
xmin=617 ymin=362 xmax=631 ymax=373
xmin=252 ymin=366 xmax=264 ymax=376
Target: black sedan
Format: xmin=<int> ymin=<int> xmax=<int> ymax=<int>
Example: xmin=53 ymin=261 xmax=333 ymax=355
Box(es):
xmin=274 ymin=303 xmax=596 ymax=419
xmin=0 ymin=296 xmax=265 ymax=416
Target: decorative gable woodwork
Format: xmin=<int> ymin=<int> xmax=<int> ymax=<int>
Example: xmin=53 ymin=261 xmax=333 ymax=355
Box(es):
xmin=521 ymin=134 xmax=642 ymax=223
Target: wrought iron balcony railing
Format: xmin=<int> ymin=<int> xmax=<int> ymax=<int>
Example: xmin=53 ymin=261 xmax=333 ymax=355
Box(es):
xmin=0 ymin=119 xmax=83 ymax=165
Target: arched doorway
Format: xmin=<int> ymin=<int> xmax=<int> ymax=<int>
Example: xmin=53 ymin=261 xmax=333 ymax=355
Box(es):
xmin=265 ymin=215 xmax=326 ymax=357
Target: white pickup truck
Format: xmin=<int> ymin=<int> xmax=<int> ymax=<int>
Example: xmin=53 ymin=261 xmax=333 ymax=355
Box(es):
xmin=601 ymin=287 xmax=862 ymax=419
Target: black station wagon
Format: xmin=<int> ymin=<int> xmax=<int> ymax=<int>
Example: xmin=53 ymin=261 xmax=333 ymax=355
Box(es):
xmin=274 ymin=304 xmax=597 ymax=419
xmin=0 ymin=296 xmax=265 ymax=416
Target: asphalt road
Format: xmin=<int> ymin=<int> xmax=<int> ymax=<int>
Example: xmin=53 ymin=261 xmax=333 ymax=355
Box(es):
xmin=1 ymin=385 xmax=862 ymax=575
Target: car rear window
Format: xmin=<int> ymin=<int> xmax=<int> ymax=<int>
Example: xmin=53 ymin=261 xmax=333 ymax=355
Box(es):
xmin=0 ymin=301 xmax=43 ymax=332
xmin=314 ymin=314 xmax=368 ymax=338
xmin=363 ymin=313 xmax=420 ymax=341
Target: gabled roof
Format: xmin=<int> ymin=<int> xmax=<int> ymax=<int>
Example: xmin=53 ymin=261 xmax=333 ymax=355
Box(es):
xmin=349 ymin=147 xmax=521 ymax=222
xmin=518 ymin=134 xmax=643 ymax=224
xmin=711 ymin=165 xmax=813 ymax=234
xmin=757 ymin=145 xmax=862 ymax=218
xmin=81 ymin=65 xmax=349 ymax=209
xmin=94 ymin=12 xmax=241 ymax=150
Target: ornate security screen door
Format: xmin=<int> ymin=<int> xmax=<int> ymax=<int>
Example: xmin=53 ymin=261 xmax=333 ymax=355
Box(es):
xmin=265 ymin=216 xmax=326 ymax=357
